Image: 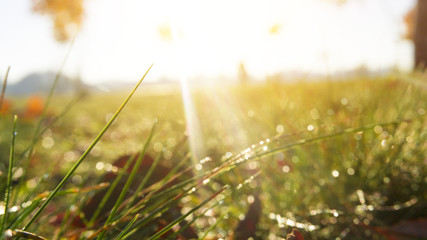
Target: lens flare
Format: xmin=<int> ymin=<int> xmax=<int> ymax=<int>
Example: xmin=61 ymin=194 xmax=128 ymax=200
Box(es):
xmin=169 ymin=20 xmax=205 ymax=164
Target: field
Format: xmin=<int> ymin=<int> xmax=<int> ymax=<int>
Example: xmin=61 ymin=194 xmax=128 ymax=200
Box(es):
xmin=0 ymin=75 xmax=426 ymax=239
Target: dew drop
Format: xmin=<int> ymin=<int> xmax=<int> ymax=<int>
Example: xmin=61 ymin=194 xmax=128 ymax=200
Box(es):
xmin=332 ymin=170 xmax=339 ymax=177
xmin=247 ymin=195 xmax=254 ymax=203
xmin=374 ymin=125 xmax=383 ymax=134
xmin=10 ymin=206 xmax=19 ymax=212
xmin=347 ymin=168 xmax=355 ymax=175
xmin=96 ymin=162 xmax=104 ymax=171
xmin=282 ymin=166 xmax=290 ymax=173
xmin=42 ymin=137 xmax=54 ymax=149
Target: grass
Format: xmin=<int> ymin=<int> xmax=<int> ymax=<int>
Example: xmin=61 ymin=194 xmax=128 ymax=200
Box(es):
xmin=0 ymin=72 xmax=426 ymax=239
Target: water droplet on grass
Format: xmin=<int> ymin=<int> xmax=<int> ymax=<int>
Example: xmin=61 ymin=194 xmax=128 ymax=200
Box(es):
xmin=374 ymin=125 xmax=383 ymax=134
xmin=282 ymin=166 xmax=290 ymax=173
xmin=96 ymin=162 xmax=104 ymax=170
xmin=332 ymin=170 xmax=339 ymax=177
xmin=341 ymin=98 xmax=348 ymax=105
xmin=276 ymin=125 xmax=284 ymax=133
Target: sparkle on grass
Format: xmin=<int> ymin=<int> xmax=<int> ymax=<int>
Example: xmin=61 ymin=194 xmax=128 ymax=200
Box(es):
xmin=332 ymin=170 xmax=339 ymax=177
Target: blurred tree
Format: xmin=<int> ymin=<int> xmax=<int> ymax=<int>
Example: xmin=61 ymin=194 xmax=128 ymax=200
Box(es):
xmin=32 ymin=0 xmax=84 ymax=42
xmin=414 ymin=0 xmax=427 ymax=69
xmin=404 ymin=1 xmax=427 ymax=69
xmin=332 ymin=0 xmax=426 ymax=69
xmin=403 ymin=6 xmax=415 ymax=40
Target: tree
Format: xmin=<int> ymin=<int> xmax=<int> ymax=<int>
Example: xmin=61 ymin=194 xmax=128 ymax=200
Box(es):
xmin=414 ymin=0 xmax=427 ymax=69
xmin=404 ymin=1 xmax=427 ymax=69
xmin=32 ymin=0 xmax=84 ymax=42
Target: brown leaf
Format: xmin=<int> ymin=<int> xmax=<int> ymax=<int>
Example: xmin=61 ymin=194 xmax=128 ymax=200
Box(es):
xmin=286 ymin=228 xmax=304 ymax=240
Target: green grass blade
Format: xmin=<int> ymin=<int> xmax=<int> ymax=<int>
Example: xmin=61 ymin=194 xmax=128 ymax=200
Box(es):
xmin=198 ymin=210 xmax=227 ymax=240
xmin=1 ymin=115 xmax=17 ymax=234
xmin=19 ymin=35 xmax=76 ymax=161
xmin=119 ymin=153 xmax=192 ymax=219
xmin=22 ymin=64 xmax=153 ymax=231
xmin=96 ymin=121 xmax=157 ymax=239
xmin=7 ymin=199 xmax=42 ymax=229
xmin=12 ymin=36 xmax=78 ymax=208
xmin=146 ymin=186 xmax=228 ymax=240
xmin=88 ymin=155 xmax=136 ymax=226
xmin=56 ymin=176 xmax=89 ymax=239
xmin=126 ymin=149 xmax=163 ymax=206
xmin=0 ymin=66 xmax=10 ymax=110
xmin=8 ymin=229 xmax=47 ymax=240
xmin=244 ymin=120 xmax=405 ymax=163
xmin=122 ymin=174 xmax=195 ymax=218
xmin=121 ymin=185 xmax=195 ymax=236
xmin=165 ymin=200 xmax=222 ymax=240
xmin=113 ymin=214 xmax=139 ymax=240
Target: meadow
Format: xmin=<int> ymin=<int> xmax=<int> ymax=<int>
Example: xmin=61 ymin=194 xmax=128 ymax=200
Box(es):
xmin=0 ymin=74 xmax=426 ymax=239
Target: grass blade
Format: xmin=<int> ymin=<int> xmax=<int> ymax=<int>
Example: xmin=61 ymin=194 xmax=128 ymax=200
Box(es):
xmin=96 ymin=121 xmax=157 ymax=239
xmin=22 ymin=64 xmax=153 ymax=231
xmin=198 ymin=210 xmax=227 ymax=240
xmin=12 ymin=35 xmax=78 ymax=208
xmin=127 ymin=149 xmax=163 ymax=206
xmin=7 ymin=199 xmax=42 ymax=229
xmin=88 ymin=155 xmax=136 ymax=226
xmin=0 ymin=66 xmax=10 ymax=110
xmin=19 ymin=35 xmax=76 ymax=162
xmin=113 ymin=214 xmax=139 ymax=240
xmin=165 ymin=201 xmax=223 ymax=240
xmin=146 ymin=186 xmax=228 ymax=240
xmin=1 ymin=115 xmax=18 ymax=234
xmin=7 ymin=229 xmax=47 ymax=240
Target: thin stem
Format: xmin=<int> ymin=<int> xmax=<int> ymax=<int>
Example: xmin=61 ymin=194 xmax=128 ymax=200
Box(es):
xmin=146 ymin=186 xmax=228 ymax=240
xmin=88 ymin=155 xmax=136 ymax=226
xmin=0 ymin=66 xmax=10 ymax=110
xmin=1 ymin=115 xmax=17 ymax=234
xmin=97 ymin=121 xmax=157 ymax=239
xmin=22 ymin=64 xmax=153 ymax=231
xmin=113 ymin=214 xmax=139 ymax=240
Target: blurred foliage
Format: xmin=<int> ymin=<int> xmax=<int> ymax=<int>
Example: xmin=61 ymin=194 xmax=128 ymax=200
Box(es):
xmin=0 ymin=76 xmax=426 ymax=239
xmin=32 ymin=0 xmax=83 ymax=42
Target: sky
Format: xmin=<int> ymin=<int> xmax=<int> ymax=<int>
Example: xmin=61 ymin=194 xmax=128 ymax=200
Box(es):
xmin=0 ymin=0 xmax=416 ymax=84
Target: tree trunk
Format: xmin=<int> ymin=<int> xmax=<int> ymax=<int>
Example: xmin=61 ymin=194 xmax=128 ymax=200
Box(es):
xmin=415 ymin=0 xmax=427 ymax=69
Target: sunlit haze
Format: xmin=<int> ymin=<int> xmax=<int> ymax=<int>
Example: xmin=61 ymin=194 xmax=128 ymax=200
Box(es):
xmin=0 ymin=0 xmax=416 ymax=84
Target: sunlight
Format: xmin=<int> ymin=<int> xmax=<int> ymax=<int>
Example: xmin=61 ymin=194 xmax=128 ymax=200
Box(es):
xmin=0 ymin=0 xmax=414 ymax=83
xmin=168 ymin=9 xmax=205 ymax=164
